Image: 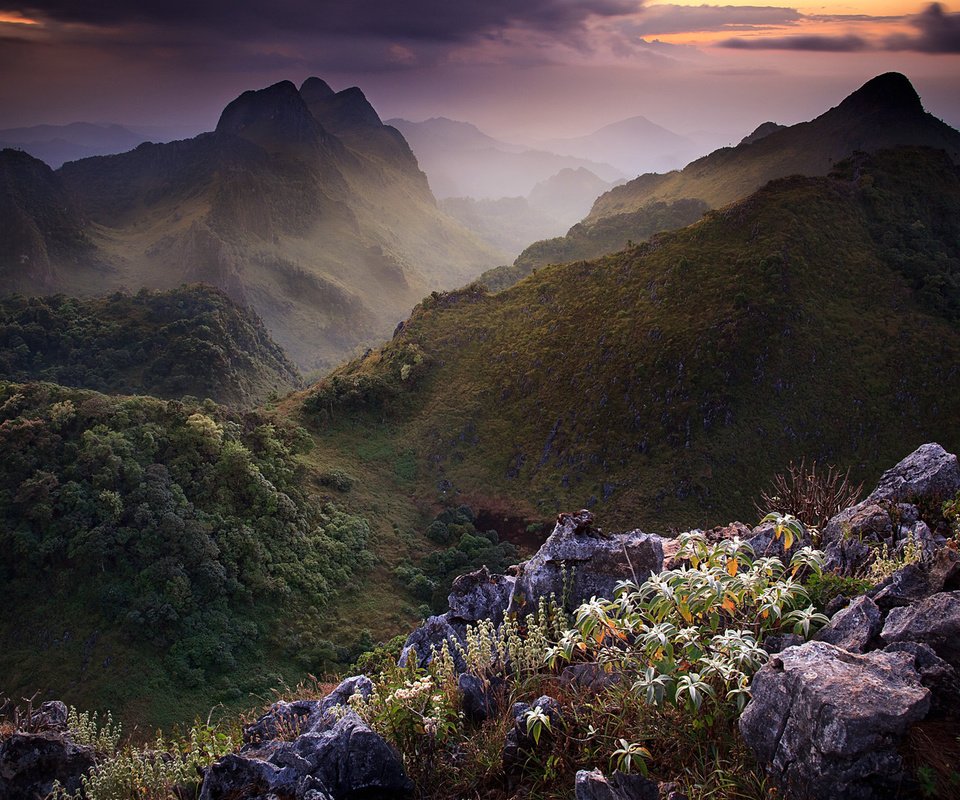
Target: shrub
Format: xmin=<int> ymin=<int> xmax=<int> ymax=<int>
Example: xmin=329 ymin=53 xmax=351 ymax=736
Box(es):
xmin=756 ymin=458 xmax=863 ymax=534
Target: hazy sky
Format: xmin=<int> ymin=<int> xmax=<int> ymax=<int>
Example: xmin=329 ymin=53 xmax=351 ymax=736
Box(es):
xmin=0 ymin=1 xmax=958 ymax=141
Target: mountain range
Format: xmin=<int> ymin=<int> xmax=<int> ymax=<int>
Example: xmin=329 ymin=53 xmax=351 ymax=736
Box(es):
xmin=440 ymin=167 xmax=620 ymax=258
xmin=0 ymin=80 xmax=504 ymax=371
xmin=539 ymin=114 xmax=700 ymax=177
xmin=387 ymin=116 xmax=624 ymax=199
xmin=491 ymin=73 xmax=960 ymax=289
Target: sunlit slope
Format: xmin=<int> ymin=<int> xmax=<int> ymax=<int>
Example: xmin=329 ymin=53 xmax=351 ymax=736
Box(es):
xmin=300 ymin=148 xmax=960 ymax=530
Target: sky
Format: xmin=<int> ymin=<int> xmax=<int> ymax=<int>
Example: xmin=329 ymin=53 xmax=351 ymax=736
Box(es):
xmin=0 ymin=1 xmax=958 ymax=143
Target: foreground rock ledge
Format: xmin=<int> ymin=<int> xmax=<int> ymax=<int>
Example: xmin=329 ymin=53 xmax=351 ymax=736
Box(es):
xmin=739 ymin=641 xmax=930 ymax=800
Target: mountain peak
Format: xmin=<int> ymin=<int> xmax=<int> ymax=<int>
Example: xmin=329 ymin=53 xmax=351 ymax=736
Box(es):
xmin=299 ymin=77 xmax=335 ymax=104
xmin=838 ymin=72 xmax=923 ymax=115
xmin=216 ymin=80 xmax=322 ymax=151
xmin=740 ymin=121 xmax=786 ymax=146
xmin=304 ymin=86 xmax=383 ymax=136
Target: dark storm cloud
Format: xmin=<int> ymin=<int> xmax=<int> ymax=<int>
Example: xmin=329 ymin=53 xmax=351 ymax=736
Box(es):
xmin=886 ymin=3 xmax=960 ymax=54
xmin=620 ymin=4 xmax=800 ymax=37
xmin=9 ymin=0 xmax=645 ymax=42
xmin=720 ymin=34 xmax=867 ymax=52
xmin=718 ymin=2 xmax=960 ymax=54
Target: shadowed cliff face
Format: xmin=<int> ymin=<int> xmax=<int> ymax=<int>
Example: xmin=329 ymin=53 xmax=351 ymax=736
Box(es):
xmin=0 ymin=149 xmax=94 ymax=292
xmin=0 ymin=79 xmax=503 ymax=372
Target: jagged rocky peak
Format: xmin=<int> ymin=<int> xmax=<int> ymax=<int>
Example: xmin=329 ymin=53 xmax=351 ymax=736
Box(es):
xmin=301 ymin=81 xmax=384 ymax=135
xmin=216 ymin=79 xmax=323 ymax=151
xmin=299 ymin=76 xmax=335 ymax=104
xmin=740 ymin=121 xmax=786 ymax=145
xmin=837 ymin=71 xmax=924 ymax=115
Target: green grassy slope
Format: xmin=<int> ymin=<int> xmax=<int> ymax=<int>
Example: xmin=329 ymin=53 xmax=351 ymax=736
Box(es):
xmin=300 ymin=148 xmax=960 ymax=530
xmin=0 ymin=285 xmax=301 ymax=407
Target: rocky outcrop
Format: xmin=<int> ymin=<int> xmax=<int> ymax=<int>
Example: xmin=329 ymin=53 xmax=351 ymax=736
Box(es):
xmin=458 ymin=672 xmax=502 ymax=723
xmin=398 ymin=613 xmax=467 ymax=669
xmin=823 ymin=444 xmax=959 ymax=576
xmin=574 ymin=768 xmax=660 ymax=800
xmin=447 ymin=566 xmax=515 ymax=625
xmin=868 ymin=443 xmax=960 ymax=505
xmin=400 ymin=511 xmax=663 ymax=666
xmin=202 ymin=710 xmax=412 ymax=800
xmin=883 ymin=641 xmax=960 ymax=712
xmin=243 ymin=676 xmax=373 ymax=745
xmin=509 ymin=510 xmax=664 ymax=615
xmin=739 ymin=641 xmax=930 ymax=799
xmin=0 ymin=731 xmax=96 ymax=800
xmin=203 ymin=678 xmax=408 ymax=800
xmin=880 ymin=591 xmax=960 ymax=668
xmin=815 ymin=595 xmax=882 ymax=653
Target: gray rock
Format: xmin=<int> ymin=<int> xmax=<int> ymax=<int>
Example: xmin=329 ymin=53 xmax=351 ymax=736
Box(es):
xmin=317 ymin=676 xmax=374 ymax=721
xmin=823 ymin=502 xmax=893 ymax=549
xmin=574 ymin=768 xmax=659 ymax=800
xmin=243 ymin=700 xmax=324 ymax=746
xmin=0 ymin=732 xmax=96 ymax=800
xmin=458 ymin=672 xmax=502 ymax=723
xmin=739 ymin=641 xmax=930 ymax=799
xmin=503 ymin=696 xmax=563 ymax=770
xmin=509 ymin=511 xmax=664 ymax=615
xmin=199 ymin=752 xmax=300 ymax=800
xmin=29 ymin=701 xmax=68 ymax=732
xmin=884 ymin=641 xmax=960 ymax=713
xmin=869 ymin=563 xmax=932 ymax=611
xmin=881 ymin=591 xmax=960 ymax=667
xmin=868 ymin=443 xmax=960 ymax=505
xmin=559 ymin=662 xmax=621 ymax=692
xmin=448 ymin=566 xmax=515 ymax=625
xmin=815 ymin=595 xmax=882 ymax=653
xmin=870 ymin=547 xmax=960 ymax=610
xmin=761 ymin=633 xmax=805 ymax=655
xmin=746 ymin=520 xmax=812 ymax=562
xmin=824 ymin=536 xmax=876 ymax=579
xmin=203 ymin=711 xmax=412 ymax=800
xmin=818 ymin=445 xmax=957 ymax=576
xmin=398 ymin=613 xmax=466 ymax=670
xmin=243 ymin=676 xmax=374 ymax=745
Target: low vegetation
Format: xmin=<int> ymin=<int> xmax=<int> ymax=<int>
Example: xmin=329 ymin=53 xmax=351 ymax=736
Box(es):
xmin=0 ymin=382 xmax=374 ymax=723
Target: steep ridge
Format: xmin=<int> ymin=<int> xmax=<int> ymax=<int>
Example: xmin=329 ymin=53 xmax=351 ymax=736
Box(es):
xmin=0 ymin=80 xmax=503 ymax=371
xmin=502 ymin=73 xmax=960 ymax=287
xmin=0 ymin=285 xmax=301 ymax=406
xmin=300 ymin=148 xmax=960 ymax=530
xmin=0 ymin=149 xmax=95 ymax=291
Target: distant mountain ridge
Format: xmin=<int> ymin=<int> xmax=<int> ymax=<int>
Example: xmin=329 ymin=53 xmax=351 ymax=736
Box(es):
xmin=387 ymin=116 xmax=624 ymax=198
xmin=495 ymin=73 xmax=960 ymax=288
xmin=540 ymin=115 xmax=699 ymax=177
xmin=0 ymin=122 xmax=148 ymax=168
xmin=441 ymin=167 xmax=620 ymax=259
xmin=0 ymin=79 xmax=504 ymax=371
